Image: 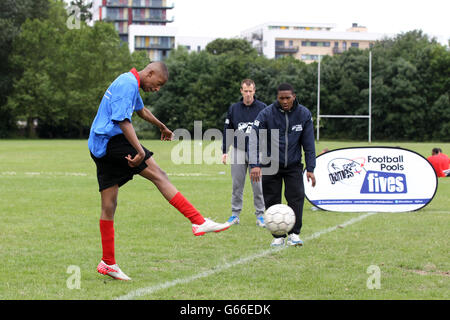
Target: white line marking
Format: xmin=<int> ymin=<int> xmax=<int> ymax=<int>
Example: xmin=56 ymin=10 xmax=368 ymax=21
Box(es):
xmin=304 ymin=211 xmax=379 ymax=241
xmin=1 ymin=171 xmax=16 ymax=175
xmin=115 ymin=211 xmax=379 ymax=300
xmin=166 ymin=173 xmax=209 ymax=177
xmin=0 ymin=171 xmax=89 ymax=176
xmin=0 ymin=171 xmax=213 ymax=177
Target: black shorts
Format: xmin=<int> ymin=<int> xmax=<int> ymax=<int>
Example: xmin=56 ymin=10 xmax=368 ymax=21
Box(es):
xmin=90 ymin=134 xmax=153 ymax=192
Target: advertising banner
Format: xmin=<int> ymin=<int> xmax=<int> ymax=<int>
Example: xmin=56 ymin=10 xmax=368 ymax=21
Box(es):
xmin=303 ymin=147 xmax=437 ymax=212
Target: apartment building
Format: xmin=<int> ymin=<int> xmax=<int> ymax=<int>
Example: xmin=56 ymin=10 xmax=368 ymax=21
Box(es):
xmin=92 ymin=0 xmax=175 ymax=60
xmin=242 ymin=22 xmax=387 ymax=63
xmin=127 ymin=24 xmax=174 ymax=60
xmin=128 ymin=25 xmax=216 ymax=60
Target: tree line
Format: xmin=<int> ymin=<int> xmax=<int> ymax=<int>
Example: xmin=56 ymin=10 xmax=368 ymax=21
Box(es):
xmin=1 ymin=0 xmax=449 ymax=141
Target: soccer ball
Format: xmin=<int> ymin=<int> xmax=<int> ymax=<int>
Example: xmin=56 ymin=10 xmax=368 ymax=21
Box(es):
xmin=263 ymin=204 xmax=296 ymax=236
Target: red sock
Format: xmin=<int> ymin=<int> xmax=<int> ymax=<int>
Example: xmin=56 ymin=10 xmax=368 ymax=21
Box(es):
xmin=169 ymin=192 xmax=205 ymax=225
xmin=99 ymin=219 xmax=115 ymax=265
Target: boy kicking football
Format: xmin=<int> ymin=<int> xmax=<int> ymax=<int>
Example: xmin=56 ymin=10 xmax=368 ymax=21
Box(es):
xmin=88 ymin=62 xmax=230 ymax=280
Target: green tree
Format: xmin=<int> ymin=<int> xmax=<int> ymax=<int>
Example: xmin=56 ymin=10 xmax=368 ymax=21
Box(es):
xmin=149 ymin=46 xmax=269 ymax=135
xmin=8 ymin=0 xmax=133 ymax=137
xmin=4 ymin=12 xmax=450 ymax=141
xmin=7 ymin=2 xmax=67 ymax=137
xmin=430 ymin=93 xmax=450 ymax=140
xmin=370 ymin=30 xmax=449 ymax=140
xmin=0 ymin=0 xmax=51 ymax=137
xmin=205 ymin=38 xmax=258 ymax=56
xmin=315 ymin=49 xmax=372 ymax=139
xmin=54 ymin=21 xmax=133 ymax=138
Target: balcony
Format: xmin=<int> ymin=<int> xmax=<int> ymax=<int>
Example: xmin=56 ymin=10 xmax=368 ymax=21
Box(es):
xmin=105 ymin=0 xmax=127 ymax=7
xmin=275 ymin=46 xmax=299 ymax=54
xmin=131 ymin=16 xmax=174 ymax=23
xmin=106 ymin=0 xmax=175 ymax=9
xmin=135 ymin=43 xmax=175 ymax=50
xmin=135 ymin=36 xmax=175 ymax=50
xmin=104 ymin=16 xmax=128 ymax=22
xmin=143 ymin=2 xmax=174 ymax=9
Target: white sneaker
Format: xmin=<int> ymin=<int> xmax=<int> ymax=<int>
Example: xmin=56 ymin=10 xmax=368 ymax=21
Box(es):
xmin=270 ymin=237 xmax=285 ymax=247
xmin=192 ymin=218 xmax=231 ymax=236
xmin=287 ymin=234 xmax=304 ymax=247
xmin=97 ymin=260 xmax=131 ymax=281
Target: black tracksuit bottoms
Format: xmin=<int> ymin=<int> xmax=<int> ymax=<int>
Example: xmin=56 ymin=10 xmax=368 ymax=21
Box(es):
xmin=262 ymin=164 xmax=305 ymax=238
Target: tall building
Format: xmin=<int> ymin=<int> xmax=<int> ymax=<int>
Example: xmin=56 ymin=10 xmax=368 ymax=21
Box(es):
xmin=92 ymin=0 xmax=175 ymax=60
xmin=242 ymin=22 xmax=387 ymax=63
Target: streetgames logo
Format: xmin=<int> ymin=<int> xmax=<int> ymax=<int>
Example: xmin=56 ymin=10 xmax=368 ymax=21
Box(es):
xmin=237 ymin=122 xmax=254 ymax=133
xmin=328 ymin=157 xmax=366 ymax=185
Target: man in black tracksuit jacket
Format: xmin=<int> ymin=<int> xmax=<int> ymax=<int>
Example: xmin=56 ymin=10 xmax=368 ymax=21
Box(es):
xmin=249 ymin=83 xmax=316 ymax=247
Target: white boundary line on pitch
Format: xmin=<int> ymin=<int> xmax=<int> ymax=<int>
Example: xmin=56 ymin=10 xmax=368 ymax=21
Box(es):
xmin=115 ymin=211 xmax=379 ymax=300
xmin=0 ymin=171 xmax=89 ymax=176
xmin=0 ymin=171 xmax=212 ymax=177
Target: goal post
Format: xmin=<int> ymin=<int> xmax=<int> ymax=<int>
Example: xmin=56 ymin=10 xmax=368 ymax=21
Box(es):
xmin=316 ymin=51 xmax=372 ymax=143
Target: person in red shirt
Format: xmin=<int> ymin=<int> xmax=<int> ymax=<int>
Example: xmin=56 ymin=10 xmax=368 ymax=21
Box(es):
xmin=438 ymin=148 xmax=450 ymax=176
xmin=427 ymin=148 xmax=445 ymax=177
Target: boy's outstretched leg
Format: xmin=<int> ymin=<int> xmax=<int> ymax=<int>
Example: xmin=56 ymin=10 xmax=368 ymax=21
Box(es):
xmin=139 ymin=158 xmax=231 ymax=235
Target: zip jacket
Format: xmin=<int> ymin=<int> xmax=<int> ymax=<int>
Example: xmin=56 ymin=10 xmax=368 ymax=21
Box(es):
xmin=222 ymin=98 xmax=267 ymax=153
xmin=249 ymin=99 xmax=316 ymax=172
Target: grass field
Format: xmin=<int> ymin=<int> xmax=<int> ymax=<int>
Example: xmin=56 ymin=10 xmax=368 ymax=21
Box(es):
xmin=0 ymin=139 xmax=449 ymax=300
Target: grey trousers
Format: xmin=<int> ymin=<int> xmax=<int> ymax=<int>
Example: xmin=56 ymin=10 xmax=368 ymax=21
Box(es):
xmin=230 ymin=148 xmax=265 ymax=217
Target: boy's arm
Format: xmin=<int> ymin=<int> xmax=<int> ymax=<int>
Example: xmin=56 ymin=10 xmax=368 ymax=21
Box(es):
xmin=136 ymin=107 xmax=173 ymax=141
xmin=300 ymin=111 xmax=316 ymax=187
xmin=119 ymin=119 xmax=146 ymax=168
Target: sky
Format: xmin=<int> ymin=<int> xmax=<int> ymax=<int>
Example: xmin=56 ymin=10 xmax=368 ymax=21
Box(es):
xmin=170 ymin=0 xmax=450 ymax=44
